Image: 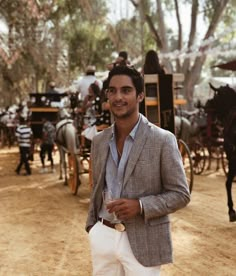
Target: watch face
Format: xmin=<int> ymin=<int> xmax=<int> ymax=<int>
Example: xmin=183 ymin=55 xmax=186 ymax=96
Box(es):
xmin=115 ymin=223 xmax=126 ymax=232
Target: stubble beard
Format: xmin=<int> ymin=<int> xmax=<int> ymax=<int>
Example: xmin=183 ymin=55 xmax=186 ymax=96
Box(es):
xmin=111 ymin=104 xmax=138 ymax=121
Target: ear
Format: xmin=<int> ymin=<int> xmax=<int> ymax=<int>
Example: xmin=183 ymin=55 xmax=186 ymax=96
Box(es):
xmin=137 ymin=92 xmax=144 ymax=102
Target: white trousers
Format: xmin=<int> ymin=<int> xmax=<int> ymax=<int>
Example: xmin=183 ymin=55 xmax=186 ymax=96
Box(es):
xmin=88 ymin=221 xmax=161 ymax=276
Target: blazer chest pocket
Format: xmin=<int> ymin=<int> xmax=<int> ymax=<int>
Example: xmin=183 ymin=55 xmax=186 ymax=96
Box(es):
xmin=134 ymin=161 xmax=152 ymax=179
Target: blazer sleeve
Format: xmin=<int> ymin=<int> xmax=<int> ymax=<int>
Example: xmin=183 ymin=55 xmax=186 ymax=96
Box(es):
xmin=85 ymin=139 xmax=97 ymax=232
xmin=140 ymin=131 xmax=191 ymax=222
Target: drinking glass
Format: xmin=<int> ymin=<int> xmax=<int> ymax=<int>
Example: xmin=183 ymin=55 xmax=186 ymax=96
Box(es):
xmin=102 ymin=190 xmax=120 ymax=223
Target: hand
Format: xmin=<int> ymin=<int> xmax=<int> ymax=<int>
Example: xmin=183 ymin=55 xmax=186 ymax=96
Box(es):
xmin=106 ymin=198 xmax=141 ymax=221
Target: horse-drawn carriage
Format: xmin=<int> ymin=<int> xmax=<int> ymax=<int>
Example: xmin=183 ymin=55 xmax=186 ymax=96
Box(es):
xmin=176 ymin=88 xmax=230 ymax=177
xmin=29 ymin=92 xmax=82 ymax=195
xmin=143 ymin=73 xmax=194 ymax=193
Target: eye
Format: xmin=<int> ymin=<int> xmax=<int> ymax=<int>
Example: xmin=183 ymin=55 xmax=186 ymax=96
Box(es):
xmin=107 ymin=88 xmax=116 ymax=95
xmin=121 ymin=87 xmax=132 ymax=94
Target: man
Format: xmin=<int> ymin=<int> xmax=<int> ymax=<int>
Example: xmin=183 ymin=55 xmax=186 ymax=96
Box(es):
xmin=47 ymin=81 xmax=59 ymax=94
xmin=76 ymin=65 xmax=102 ymax=100
xmin=86 ymin=66 xmax=191 ymax=275
xmin=40 ymin=118 xmax=56 ymax=173
xmin=15 ymin=117 xmax=33 ymax=175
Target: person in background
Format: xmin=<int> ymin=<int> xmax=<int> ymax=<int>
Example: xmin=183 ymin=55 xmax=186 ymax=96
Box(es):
xmin=47 ymin=81 xmax=59 ymax=94
xmin=82 ymin=82 xmax=102 ymax=128
xmin=76 ymin=65 xmax=102 ymax=101
xmin=140 ymin=49 xmax=166 ymax=115
xmin=15 ymin=116 xmax=33 ymax=176
xmin=98 ymin=78 xmax=112 ymax=127
xmin=40 ymin=117 xmax=56 ymax=173
xmin=142 ymin=49 xmax=166 ymax=75
xmin=107 ymin=51 xmax=130 ymax=71
xmin=86 ymin=65 xmax=190 ymax=275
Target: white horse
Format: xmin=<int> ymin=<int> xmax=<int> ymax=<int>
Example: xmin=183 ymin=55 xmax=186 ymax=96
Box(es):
xmin=55 ymin=108 xmax=81 ymax=194
xmin=175 ymin=108 xmax=207 ymax=144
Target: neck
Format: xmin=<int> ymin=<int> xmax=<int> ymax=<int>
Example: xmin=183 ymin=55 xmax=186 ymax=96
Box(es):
xmin=115 ymin=113 xmax=139 ymax=138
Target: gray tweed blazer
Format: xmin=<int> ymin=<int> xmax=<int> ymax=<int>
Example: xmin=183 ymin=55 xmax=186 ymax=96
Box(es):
xmin=86 ymin=114 xmax=190 ymax=267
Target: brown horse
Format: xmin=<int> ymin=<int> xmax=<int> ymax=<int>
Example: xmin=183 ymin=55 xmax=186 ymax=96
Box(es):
xmin=206 ymin=83 xmax=236 ymax=222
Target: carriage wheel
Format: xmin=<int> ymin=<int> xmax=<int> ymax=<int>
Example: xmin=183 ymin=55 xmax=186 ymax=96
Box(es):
xmin=221 ymin=148 xmax=229 ymax=176
xmin=0 ymin=128 xmax=4 ymax=148
xmin=206 ymin=143 xmax=222 ymax=171
xmin=191 ymin=142 xmax=206 ymax=175
xmin=178 ymin=139 xmax=194 ymax=193
xmin=67 ymin=154 xmax=81 ymax=195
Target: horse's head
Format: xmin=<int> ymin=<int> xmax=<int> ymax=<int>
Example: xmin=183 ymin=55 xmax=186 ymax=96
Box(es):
xmin=58 ymin=108 xmax=71 ymax=120
xmin=206 ymin=83 xmax=236 ymax=122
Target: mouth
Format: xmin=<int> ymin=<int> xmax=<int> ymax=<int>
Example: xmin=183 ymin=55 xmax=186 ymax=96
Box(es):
xmin=113 ymin=102 xmax=126 ymax=108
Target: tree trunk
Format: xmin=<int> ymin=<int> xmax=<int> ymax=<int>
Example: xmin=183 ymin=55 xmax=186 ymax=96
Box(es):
xmin=183 ymin=55 xmax=207 ymax=110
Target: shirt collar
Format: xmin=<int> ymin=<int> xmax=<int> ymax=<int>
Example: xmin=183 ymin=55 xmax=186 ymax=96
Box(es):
xmin=111 ymin=114 xmax=141 ymax=141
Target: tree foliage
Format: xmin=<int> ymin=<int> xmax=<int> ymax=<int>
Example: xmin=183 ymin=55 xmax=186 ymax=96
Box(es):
xmin=130 ymin=0 xmax=232 ymax=108
xmin=0 ymin=0 xmax=235 ymax=108
xmin=0 ymin=0 xmax=110 ymax=105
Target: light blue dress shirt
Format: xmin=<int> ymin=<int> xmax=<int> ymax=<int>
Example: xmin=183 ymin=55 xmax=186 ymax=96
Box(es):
xmin=99 ymin=115 xmax=141 ymax=221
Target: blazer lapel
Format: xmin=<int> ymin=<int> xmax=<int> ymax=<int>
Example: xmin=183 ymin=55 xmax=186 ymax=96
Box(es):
xmin=123 ymin=116 xmax=150 ymax=187
xmin=92 ymin=129 xmax=112 ymax=218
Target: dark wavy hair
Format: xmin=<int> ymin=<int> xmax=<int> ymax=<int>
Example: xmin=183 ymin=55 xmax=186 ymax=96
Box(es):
xmin=143 ymin=50 xmax=165 ymax=75
xmin=118 ymin=51 xmax=128 ymax=61
xmin=107 ymin=65 xmax=144 ymax=95
xmin=89 ymin=82 xmax=101 ymax=97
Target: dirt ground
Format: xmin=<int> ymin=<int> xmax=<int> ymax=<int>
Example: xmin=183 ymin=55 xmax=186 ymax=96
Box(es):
xmin=0 ymin=147 xmax=236 ymax=276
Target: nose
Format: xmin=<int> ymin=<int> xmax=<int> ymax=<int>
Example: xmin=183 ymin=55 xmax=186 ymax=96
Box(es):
xmin=113 ymin=90 xmax=123 ymax=99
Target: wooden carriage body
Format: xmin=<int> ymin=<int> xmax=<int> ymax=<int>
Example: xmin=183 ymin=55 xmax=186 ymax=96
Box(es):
xmin=143 ymin=73 xmax=186 ymax=134
xmin=143 ymin=74 xmax=193 ymax=193
xmin=29 ymin=93 xmax=66 ymax=139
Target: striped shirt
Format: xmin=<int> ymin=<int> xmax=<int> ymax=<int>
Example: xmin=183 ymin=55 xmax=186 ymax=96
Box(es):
xmin=15 ymin=124 xmax=33 ymax=147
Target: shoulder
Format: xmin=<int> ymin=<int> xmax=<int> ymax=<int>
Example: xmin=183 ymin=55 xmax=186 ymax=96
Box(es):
xmin=93 ymin=126 xmax=112 ymax=143
xmin=150 ymin=123 xmax=174 ymax=139
xmin=141 ymin=117 xmax=175 ymax=143
xmin=139 ymin=114 xmax=170 ymax=135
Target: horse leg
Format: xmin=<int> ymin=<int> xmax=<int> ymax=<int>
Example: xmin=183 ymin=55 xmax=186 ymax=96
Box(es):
xmin=57 ymin=146 xmax=63 ymax=180
xmin=226 ymin=161 xmax=236 ymax=222
xmin=216 ymin=149 xmax=220 ymax=171
xmin=59 ymin=148 xmax=68 ymax=185
xmin=63 ymin=153 xmax=68 ymax=185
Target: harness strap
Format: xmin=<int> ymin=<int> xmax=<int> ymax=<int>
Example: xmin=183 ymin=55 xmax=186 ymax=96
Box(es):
xmin=55 ymin=119 xmax=74 ymax=147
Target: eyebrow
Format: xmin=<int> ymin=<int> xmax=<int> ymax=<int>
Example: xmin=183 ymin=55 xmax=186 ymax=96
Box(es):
xmin=108 ymin=85 xmax=133 ymax=89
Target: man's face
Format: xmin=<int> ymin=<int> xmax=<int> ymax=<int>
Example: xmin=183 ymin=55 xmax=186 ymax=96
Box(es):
xmin=107 ymin=75 xmax=143 ymax=119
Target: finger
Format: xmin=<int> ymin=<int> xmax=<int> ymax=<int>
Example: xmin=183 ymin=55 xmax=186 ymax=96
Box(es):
xmin=107 ymin=201 xmax=125 ymax=211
